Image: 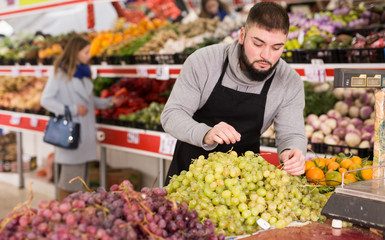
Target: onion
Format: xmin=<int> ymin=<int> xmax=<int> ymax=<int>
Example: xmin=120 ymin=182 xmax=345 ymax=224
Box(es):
xmin=351 ymin=88 xmax=366 ymax=98
xmin=354 ymin=98 xmax=362 ymax=108
xmin=337 ymin=117 xmax=350 ymax=128
xmin=350 ymin=118 xmax=363 ymax=128
xmin=333 ymin=88 xmax=345 ymax=100
xmin=334 ymin=101 xmax=349 ymax=116
xmin=305 ymin=124 xmax=314 ymax=139
xmin=360 ymin=93 xmax=371 ymax=105
xmin=311 ymin=131 xmax=324 ymax=143
xmin=370 ymin=111 xmax=375 ymax=119
xmin=364 ymin=119 xmax=374 ymax=126
xmin=346 ymin=124 xmax=356 ymax=131
xmin=343 ymin=89 xmax=352 ymax=99
xmin=311 ymin=119 xmax=321 ymax=130
xmin=327 ymin=109 xmax=341 ymax=120
xmin=348 ymin=106 xmax=360 ymax=118
xmin=320 ymin=123 xmax=332 ymax=135
xmin=358 ymin=140 xmax=370 ymax=149
xmin=333 ymin=127 xmax=347 ymax=139
xmin=360 ymin=106 xmax=373 ymax=120
xmin=345 ymin=130 xmax=361 ymax=147
xmin=324 ymin=118 xmax=337 ymax=130
xmin=306 ymin=114 xmax=318 ymax=125
xmin=361 ymin=125 xmax=374 ymax=134
xmin=319 ymin=114 xmax=328 ymax=122
xmin=324 ymin=135 xmax=339 ymax=145
xmin=361 ymin=132 xmax=372 ymax=141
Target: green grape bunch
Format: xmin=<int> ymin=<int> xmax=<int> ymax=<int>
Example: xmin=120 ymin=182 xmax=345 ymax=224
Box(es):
xmin=165 ymin=151 xmax=329 ymax=236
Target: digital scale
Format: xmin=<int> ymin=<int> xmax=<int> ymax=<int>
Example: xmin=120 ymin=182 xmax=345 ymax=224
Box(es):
xmin=321 ymin=69 xmax=385 ymax=239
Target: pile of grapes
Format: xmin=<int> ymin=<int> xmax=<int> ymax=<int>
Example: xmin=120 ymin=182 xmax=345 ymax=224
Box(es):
xmin=165 ymin=151 xmax=329 ymax=236
xmin=0 ymin=180 xmax=225 ymax=240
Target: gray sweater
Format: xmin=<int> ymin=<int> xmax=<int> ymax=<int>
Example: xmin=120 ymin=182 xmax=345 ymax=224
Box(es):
xmin=161 ymin=40 xmax=307 ymax=155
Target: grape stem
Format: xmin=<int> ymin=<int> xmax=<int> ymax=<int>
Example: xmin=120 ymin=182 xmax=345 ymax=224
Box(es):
xmin=69 ymin=176 xmax=92 ymax=192
xmin=0 ymin=182 xmax=35 ymax=232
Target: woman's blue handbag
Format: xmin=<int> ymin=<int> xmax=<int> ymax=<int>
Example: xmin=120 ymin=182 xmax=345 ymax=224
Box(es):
xmin=43 ymin=106 xmax=80 ymax=149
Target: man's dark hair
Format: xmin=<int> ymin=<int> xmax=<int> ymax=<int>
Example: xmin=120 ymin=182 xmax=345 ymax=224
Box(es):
xmin=246 ymin=2 xmax=289 ymax=35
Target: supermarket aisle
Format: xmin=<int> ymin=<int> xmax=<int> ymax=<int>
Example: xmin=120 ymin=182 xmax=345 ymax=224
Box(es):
xmin=0 ymin=173 xmax=55 ymax=219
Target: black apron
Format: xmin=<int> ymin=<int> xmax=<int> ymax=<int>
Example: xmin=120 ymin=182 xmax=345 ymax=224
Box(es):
xmin=165 ymin=57 xmax=274 ymax=185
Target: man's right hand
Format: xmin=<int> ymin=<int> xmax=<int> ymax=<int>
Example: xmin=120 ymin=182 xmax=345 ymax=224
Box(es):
xmin=203 ymin=122 xmax=241 ymax=145
xmin=77 ymin=104 xmax=88 ymax=116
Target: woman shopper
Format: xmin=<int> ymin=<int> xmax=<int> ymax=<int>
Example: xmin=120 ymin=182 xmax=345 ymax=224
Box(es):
xmin=200 ymin=0 xmax=231 ymax=21
xmin=162 ymin=2 xmax=306 ymax=185
xmin=40 ymin=35 xmax=121 ymax=201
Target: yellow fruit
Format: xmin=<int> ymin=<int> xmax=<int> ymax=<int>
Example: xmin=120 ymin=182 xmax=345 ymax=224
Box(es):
xmin=325 ymin=171 xmax=342 ymax=186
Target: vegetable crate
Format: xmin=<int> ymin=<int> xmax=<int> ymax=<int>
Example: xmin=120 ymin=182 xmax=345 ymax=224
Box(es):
xmin=337 ymin=47 xmax=385 ymax=63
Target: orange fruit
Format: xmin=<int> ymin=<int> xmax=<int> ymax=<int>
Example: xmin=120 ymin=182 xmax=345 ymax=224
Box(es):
xmin=313 ymin=158 xmax=326 ymax=170
xmin=339 ymin=168 xmax=348 ymax=177
xmin=327 ymin=161 xmax=340 ymax=171
xmin=306 ymin=167 xmax=325 ymax=184
xmin=344 ymin=173 xmax=357 ymax=182
xmin=325 ymin=171 xmax=342 ymax=186
xmin=348 ymin=163 xmax=361 ymax=175
xmin=351 ymin=156 xmax=362 ymax=165
xmin=340 ymin=159 xmax=353 ymax=170
xmin=358 ymin=165 xmax=373 ymax=181
xmin=324 ymin=158 xmax=335 ymax=166
xmin=305 ymin=161 xmax=316 ymax=173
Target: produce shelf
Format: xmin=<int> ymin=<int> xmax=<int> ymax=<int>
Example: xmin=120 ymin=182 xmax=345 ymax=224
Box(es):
xmin=0 ymin=63 xmax=384 ymax=81
xmin=282 ymin=47 xmax=385 ymax=64
xmin=309 ymin=142 xmax=373 ymax=159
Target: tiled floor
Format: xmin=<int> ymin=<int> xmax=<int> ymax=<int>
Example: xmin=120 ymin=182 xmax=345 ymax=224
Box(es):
xmin=0 ymin=171 xmax=55 ymax=219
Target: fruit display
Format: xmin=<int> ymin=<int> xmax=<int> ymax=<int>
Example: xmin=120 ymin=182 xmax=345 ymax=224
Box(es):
xmin=95 ymin=77 xmax=174 ymax=123
xmin=90 ymin=18 xmax=170 ymax=57
xmin=118 ymin=102 xmax=165 ymax=130
xmin=0 ymin=180 xmax=224 ymax=239
xmin=0 ymin=76 xmax=47 ymax=112
xmin=165 ymin=151 xmax=329 ymax=236
xmin=305 ymin=153 xmax=373 ymax=186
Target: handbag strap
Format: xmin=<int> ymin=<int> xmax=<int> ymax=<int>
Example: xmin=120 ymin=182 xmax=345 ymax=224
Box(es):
xmin=64 ymin=106 xmax=72 ymax=121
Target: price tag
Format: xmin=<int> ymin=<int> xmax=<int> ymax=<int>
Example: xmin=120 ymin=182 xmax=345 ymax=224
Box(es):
xmin=257 ymin=218 xmax=270 ymax=230
xmin=156 ymin=65 xmax=170 ymax=80
xmin=11 ymin=67 xmax=20 ymax=77
xmin=30 ymin=117 xmax=38 ymax=127
xmin=10 ymin=114 xmax=21 ymax=125
xmin=127 ymin=131 xmax=140 ymax=144
xmin=90 ymin=66 xmax=98 ymax=79
xmin=305 ymin=61 xmax=326 ymax=82
xmin=159 ymin=134 xmax=177 ymax=155
xmin=137 ymin=66 xmax=148 ymax=78
xmin=35 ymin=68 xmax=43 ymax=78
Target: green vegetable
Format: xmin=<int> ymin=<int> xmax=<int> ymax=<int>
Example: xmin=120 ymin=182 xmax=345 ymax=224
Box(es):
xmin=304 ymin=81 xmax=337 ymax=117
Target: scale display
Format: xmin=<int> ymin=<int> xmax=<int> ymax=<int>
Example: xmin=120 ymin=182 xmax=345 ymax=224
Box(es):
xmin=334 ymin=69 xmax=385 ymax=88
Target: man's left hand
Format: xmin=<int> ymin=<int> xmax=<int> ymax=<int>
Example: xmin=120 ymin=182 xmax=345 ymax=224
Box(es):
xmin=279 ymin=149 xmax=305 ymax=175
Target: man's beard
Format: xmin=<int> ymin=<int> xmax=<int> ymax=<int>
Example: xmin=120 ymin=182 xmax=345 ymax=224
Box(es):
xmin=239 ymin=45 xmax=278 ymax=82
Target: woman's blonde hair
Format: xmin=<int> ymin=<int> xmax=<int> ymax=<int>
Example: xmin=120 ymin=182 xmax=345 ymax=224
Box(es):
xmin=53 ymin=35 xmax=90 ymax=81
